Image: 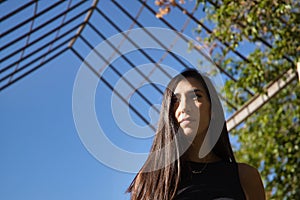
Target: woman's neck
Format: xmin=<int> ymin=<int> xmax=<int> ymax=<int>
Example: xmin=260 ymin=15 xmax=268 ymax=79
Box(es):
xmin=183 ymin=144 xmax=221 ymax=163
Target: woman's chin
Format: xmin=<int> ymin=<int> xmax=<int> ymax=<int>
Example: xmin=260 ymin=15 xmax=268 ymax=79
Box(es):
xmin=181 ymin=128 xmax=197 ymax=140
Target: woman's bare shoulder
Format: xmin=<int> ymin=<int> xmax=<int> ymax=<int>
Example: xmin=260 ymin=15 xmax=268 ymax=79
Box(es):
xmin=238 ymin=163 xmax=258 ymax=177
xmin=238 ymin=163 xmax=266 ymax=200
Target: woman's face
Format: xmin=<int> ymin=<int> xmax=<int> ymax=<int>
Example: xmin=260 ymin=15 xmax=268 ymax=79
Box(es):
xmin=173 ymin=77 xmax=211 ymax=140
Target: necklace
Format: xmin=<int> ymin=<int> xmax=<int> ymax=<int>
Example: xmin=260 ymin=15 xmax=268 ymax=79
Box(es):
xmin=191 ymin=162 xmax=208 ymax=174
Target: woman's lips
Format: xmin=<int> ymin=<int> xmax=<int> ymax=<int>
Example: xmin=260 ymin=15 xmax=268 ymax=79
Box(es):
xmin=179 ymin=118 xmax=195 ymax=125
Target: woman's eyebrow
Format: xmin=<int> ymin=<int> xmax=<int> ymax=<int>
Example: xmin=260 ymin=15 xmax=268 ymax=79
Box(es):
xmin=193 ymin=89 xmax=204 ymax=93
xmin=174 ymin=89 xmax=204 ymax=96
xmin=187 ymin=89 xmax=204 ymax=94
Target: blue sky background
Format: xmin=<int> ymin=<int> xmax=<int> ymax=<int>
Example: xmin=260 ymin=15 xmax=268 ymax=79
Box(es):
xmin=0 ymin=1 xmax=243 ymax=200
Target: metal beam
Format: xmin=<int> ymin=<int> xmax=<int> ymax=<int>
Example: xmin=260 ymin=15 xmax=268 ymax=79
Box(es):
xmin=226 ymin=67 xmax=298 ymax=132
xmin=297 ymin=62 xmax=300 ymax=83
xmin=68 ymin=0 xmax=99 ymax=48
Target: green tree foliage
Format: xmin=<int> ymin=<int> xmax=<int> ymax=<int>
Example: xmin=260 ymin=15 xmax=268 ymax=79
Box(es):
xmin=155 ymin=0 xmax=300 ymax=198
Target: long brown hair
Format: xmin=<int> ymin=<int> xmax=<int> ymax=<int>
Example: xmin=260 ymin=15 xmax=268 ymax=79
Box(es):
xmin=127 ymin=69 xmax=236 ymax=200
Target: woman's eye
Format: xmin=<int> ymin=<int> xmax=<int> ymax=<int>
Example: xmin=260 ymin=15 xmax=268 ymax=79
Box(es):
xmin=192 ymin=94 xmax=202 ymax=100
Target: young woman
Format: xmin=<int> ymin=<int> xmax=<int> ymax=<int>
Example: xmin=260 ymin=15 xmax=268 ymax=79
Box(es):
xmin=127 ymin=69 xmax=265 ymax=200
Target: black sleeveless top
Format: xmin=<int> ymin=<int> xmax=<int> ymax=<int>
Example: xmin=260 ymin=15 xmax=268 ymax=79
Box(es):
xmin=174 ymin=160 xmax=246 ymax=200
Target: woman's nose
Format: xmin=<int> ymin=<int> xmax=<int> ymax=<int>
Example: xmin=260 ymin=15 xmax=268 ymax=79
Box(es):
xmin=178 ymin=97 xmax=191 ymax=113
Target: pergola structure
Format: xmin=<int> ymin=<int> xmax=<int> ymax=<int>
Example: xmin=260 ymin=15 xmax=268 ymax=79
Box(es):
xmin=1 ymin=0 xmax=298 ymax=132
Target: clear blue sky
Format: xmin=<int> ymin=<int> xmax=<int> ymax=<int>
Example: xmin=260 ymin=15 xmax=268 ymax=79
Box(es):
xmin=0 ymin=1 xmax=241 ymax=200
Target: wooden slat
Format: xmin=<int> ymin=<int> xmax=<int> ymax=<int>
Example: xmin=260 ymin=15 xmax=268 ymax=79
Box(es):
xmin=227 ymin=67 xmax=297 ymax=132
